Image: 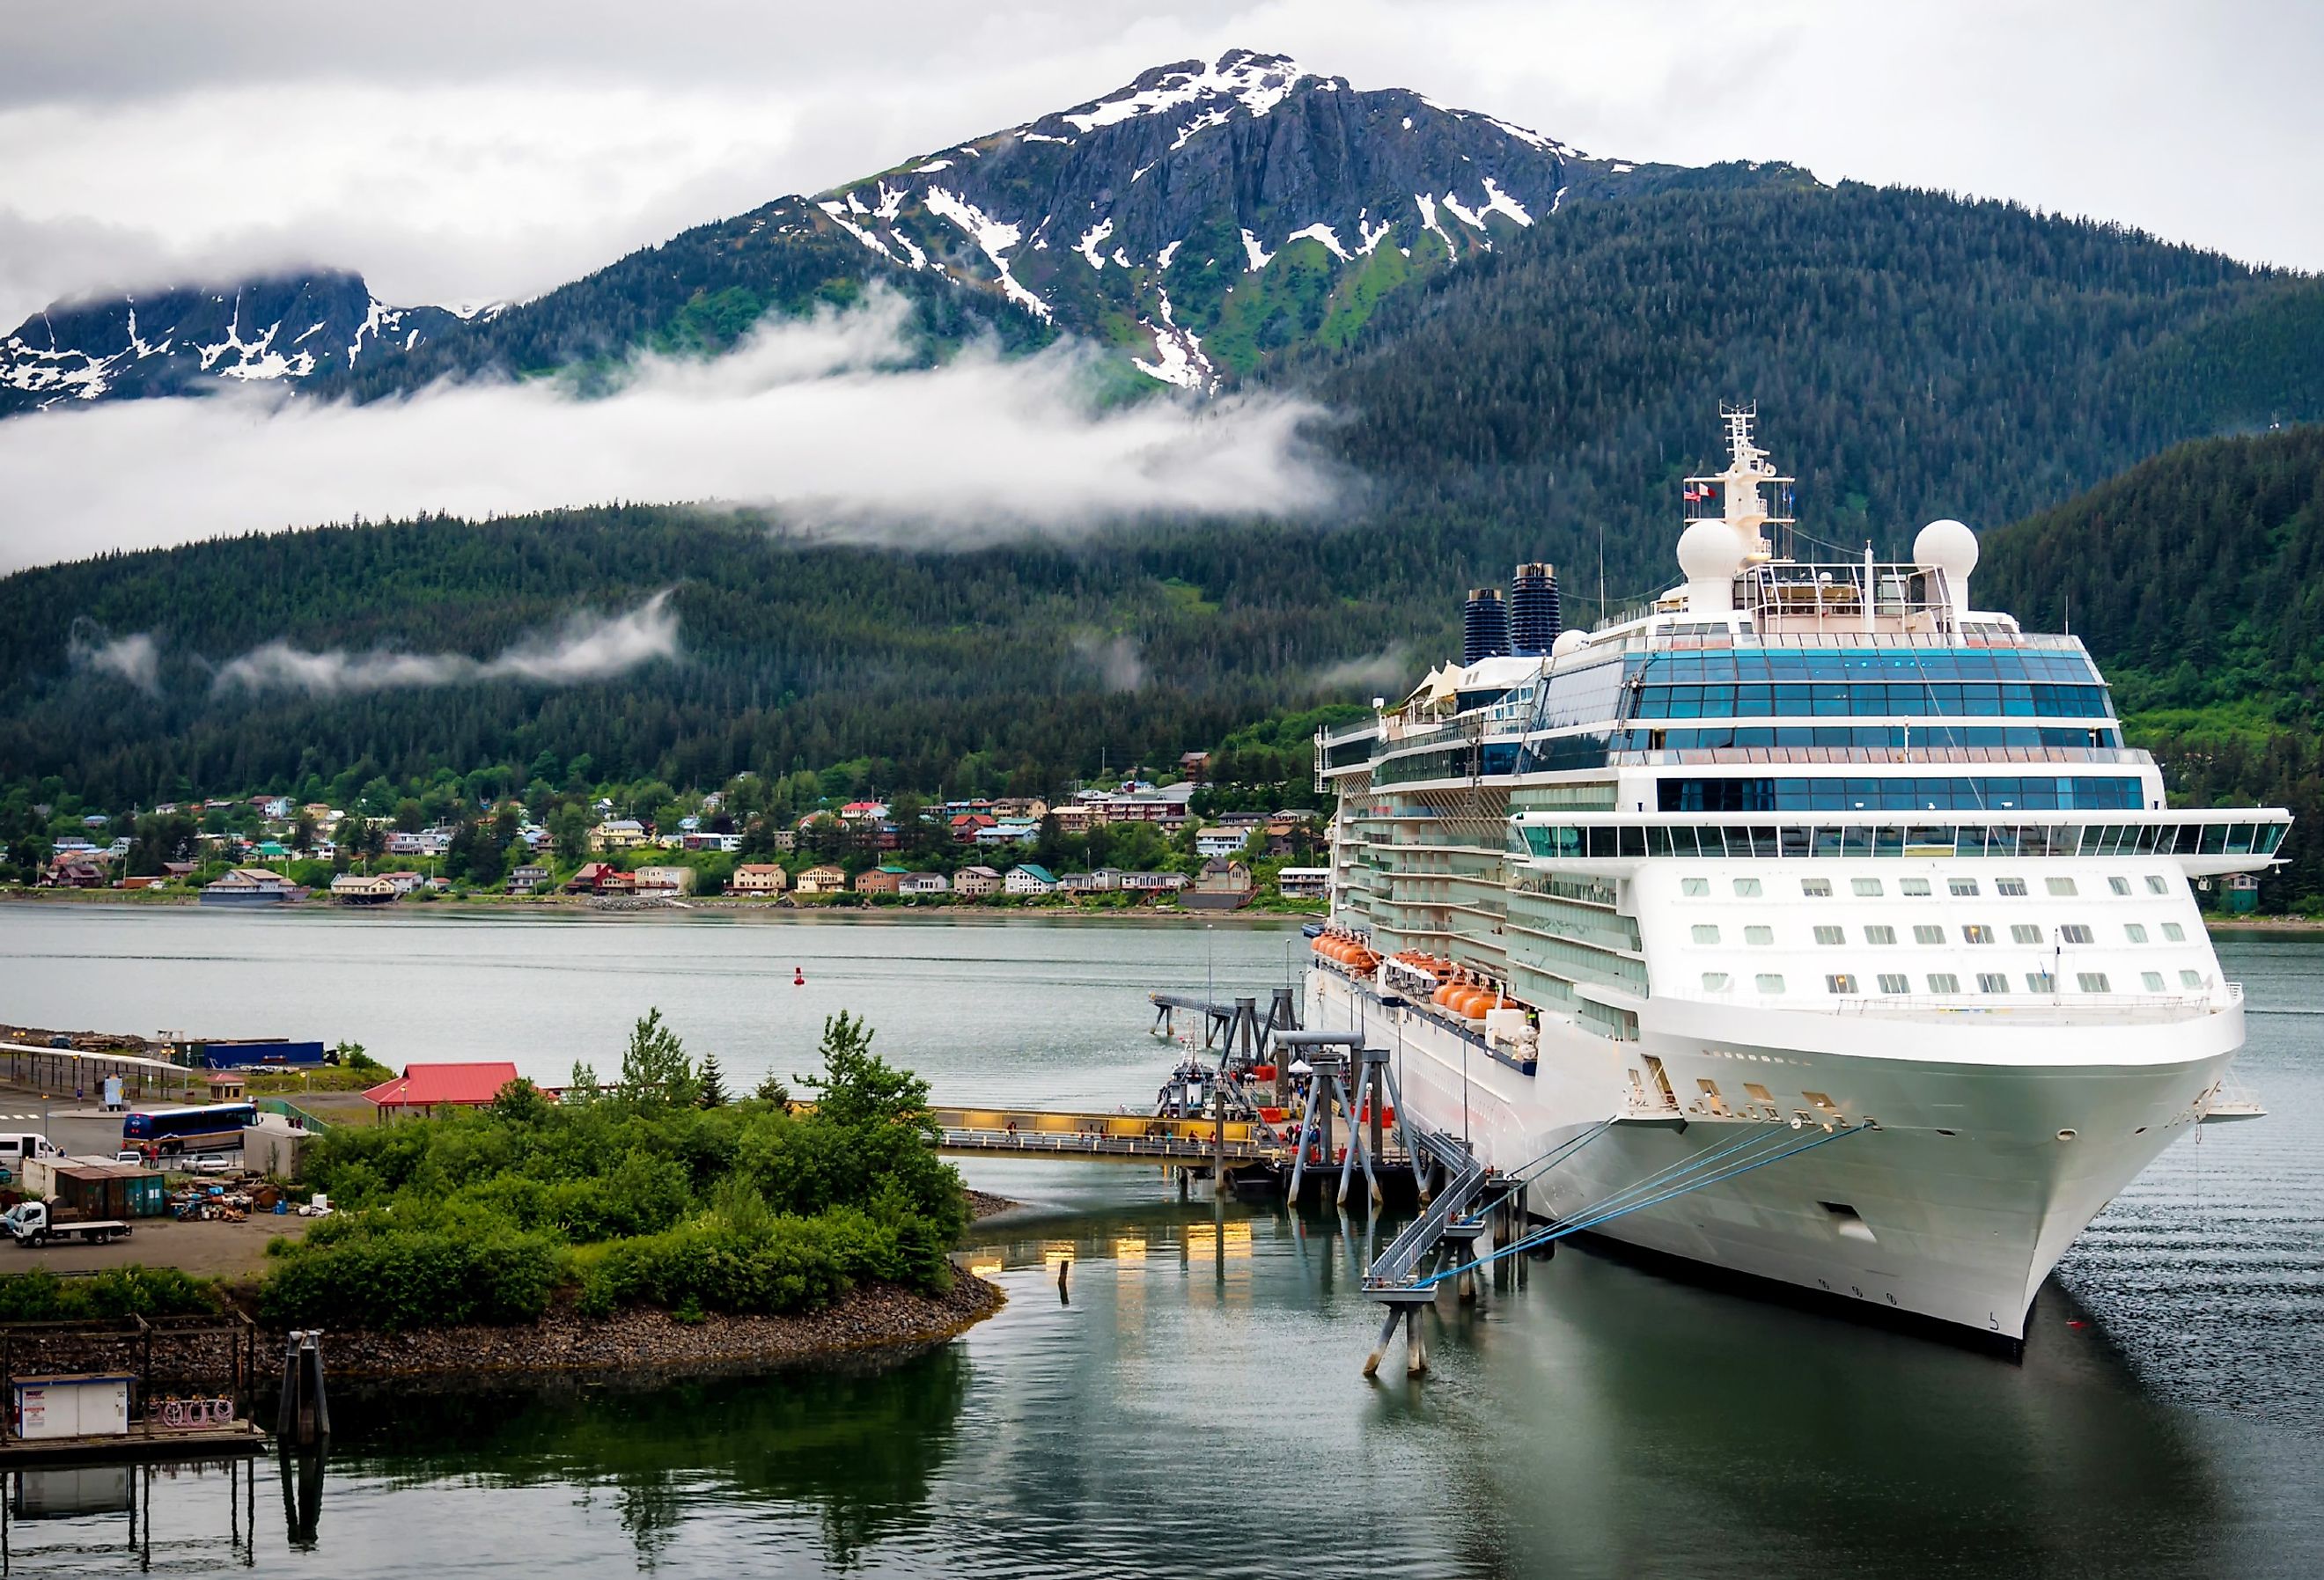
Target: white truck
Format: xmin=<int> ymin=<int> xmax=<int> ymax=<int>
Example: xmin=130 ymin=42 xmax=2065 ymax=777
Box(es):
xmin=3 ymin=1200 xmax=131 ymax=1247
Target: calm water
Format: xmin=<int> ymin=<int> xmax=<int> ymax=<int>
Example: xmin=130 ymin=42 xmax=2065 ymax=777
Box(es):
xmin=0 ymin=909 xmax=2318 ymax=1578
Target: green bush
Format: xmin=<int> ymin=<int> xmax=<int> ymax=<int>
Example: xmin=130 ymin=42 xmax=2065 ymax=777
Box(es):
xmin=0 ymin=1267 xmax=221 ymax=1322
xmin=258 ymin=1217 xmax=561 ymax=1331
xmin=261 ymin=1011 xmax=967 ymax=1328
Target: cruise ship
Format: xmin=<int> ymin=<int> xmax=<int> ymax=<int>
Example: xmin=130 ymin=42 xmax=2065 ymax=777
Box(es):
xmin=1309 ymin=409 xmax=2287 ymax=1344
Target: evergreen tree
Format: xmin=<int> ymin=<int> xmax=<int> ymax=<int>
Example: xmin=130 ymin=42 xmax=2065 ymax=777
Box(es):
xmin=696 ymin=1050 xmax=728 ymax=1109
xmin=615 ymin=1008 xmax=699 ymax=1108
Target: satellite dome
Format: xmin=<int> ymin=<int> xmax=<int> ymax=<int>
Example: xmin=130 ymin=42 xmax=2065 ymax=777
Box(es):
xmin=1677 ymin=518 xmax=1748 ymax=583
xmin=1551 ymin=628 xmax=1587 ymax=658
xmin=1914 ymin=518 xmax=1979 ymax=578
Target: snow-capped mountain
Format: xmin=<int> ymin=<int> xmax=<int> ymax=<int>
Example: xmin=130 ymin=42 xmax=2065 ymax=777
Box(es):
xmin=0 ymin=271 xmax=480 ymax=415
xmin=759 ymin=49 xmax=1779 ymax=389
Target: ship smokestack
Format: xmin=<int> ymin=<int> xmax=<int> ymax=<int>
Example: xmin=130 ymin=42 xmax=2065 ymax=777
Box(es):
xmin=1462 ymin=587 xmax=1511 ymax=665
xmin=1510 ymin=562 xmax=1560 ymax=655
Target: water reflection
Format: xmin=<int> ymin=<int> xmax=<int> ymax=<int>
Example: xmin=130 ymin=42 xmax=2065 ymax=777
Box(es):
xmin=323 ymin=1350 xmax=971 ymax=1569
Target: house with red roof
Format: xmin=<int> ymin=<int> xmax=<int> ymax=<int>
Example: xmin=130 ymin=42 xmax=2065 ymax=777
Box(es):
xmin=364 ymin=1062 xmax=531 ymax=1114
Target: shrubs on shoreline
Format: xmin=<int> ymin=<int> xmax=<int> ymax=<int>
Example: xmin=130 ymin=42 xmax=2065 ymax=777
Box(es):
xmin=0 ymin=1267 xmax=220 ymax=1321
xmin=258 ymin=1012 xmax=967 ymax=1332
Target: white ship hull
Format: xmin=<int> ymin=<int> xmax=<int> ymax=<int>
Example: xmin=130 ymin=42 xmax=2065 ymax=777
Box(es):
xmin=1308 ymin=964 xmax=2239 ymax=1341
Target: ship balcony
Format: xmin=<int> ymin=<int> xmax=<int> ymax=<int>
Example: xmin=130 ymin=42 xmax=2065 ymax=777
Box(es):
xmin=1614 ymin=746 xmax=2150 ymax=768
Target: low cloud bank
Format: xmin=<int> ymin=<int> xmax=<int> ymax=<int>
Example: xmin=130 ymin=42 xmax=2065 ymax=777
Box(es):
xmin=0 ymin=289 xmax=1335 ymax=573
xmin=210 ymin=592 xmax=678 ymax=696
xmin=66 ymin=622 xmax=161 ymax=693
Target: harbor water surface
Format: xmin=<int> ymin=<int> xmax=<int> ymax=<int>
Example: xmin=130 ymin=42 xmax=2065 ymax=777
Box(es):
xmin=0 ymin=907 xmax=2317 ymax=1578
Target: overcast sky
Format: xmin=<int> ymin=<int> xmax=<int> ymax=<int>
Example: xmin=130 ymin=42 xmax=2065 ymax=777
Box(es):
xmin=4 ymin=0 xmax=2320 ymax=325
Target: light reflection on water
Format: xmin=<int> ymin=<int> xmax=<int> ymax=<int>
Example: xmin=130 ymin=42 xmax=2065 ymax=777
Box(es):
xmin=0 ymin=915 xmax=2318 ymax=1576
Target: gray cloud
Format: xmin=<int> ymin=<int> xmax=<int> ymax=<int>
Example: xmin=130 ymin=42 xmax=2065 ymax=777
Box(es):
xmin=0 ymin=290 xmax=1335 ymax=572
xmin=210 ymin=592 xmax=679 ymax=696
xmin=66 ymin=621 xmax=160 ymax=692
xmin=1072 ymin=633 xmax=1148 ymax=693
xmin=1313 ymin=646 xmax=1411 ymax=695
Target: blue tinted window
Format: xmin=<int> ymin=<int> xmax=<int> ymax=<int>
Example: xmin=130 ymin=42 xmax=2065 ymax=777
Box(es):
xmin=1657 ymin=776 xmax=2144 ymax=812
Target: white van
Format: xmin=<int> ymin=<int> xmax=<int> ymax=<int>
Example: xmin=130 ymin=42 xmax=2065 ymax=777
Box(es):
xmin=0 ymin=1135 xmax=64 ymax=1168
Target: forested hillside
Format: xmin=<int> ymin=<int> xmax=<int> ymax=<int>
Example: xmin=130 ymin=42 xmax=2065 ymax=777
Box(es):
xmin=7 ymin=182 xmax=2324 ymax=836
xmin=1983 ymin=425 xmax=2324 ymax=908
xmin=1306 ymin=183 xmax=2324 ymax=608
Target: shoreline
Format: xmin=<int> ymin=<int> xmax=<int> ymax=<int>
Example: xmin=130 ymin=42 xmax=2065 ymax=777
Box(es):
xmin=303 ymin=1273 xmax=1009 ymax=1380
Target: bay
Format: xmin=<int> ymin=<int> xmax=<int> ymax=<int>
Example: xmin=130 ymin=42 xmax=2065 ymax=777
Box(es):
xmin=0 ymin=908 xmax=2316 ymax=1578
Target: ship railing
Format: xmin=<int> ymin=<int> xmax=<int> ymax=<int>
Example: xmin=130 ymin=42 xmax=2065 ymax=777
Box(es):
xmin=1823 ymin=990 xmax=2230 ymax=1020
xmin=1612 ymin=746 xmax=2148 ymax=768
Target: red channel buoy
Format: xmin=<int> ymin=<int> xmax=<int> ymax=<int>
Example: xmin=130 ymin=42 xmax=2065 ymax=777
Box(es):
xmin=792 ymin=967 xmax=806 ymax=986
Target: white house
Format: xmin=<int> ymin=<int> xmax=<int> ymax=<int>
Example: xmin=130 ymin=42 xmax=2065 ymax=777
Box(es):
xmin=899 ymin=871 xmax=951 ymax=896
xmin=1004 ymin=864 xmax=1058 ymax=895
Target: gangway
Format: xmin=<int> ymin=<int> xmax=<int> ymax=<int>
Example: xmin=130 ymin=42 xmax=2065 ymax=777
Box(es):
xmin=931 ymin=1106 xmax=1291 ymax=1168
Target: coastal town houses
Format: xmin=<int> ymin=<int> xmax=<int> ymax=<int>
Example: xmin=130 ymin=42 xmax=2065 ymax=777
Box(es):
xmin=953 ymin=865 xmax=1003 ymax=898
xmin=329 ymin=873 xmax=399 ymax=904
xmin=1004 ymin=863 xmax=1058 ymax=896
xmin=1122 ymin=870 xmax=1191 ymax=898
xmin=633 ymin=865 xmax=696 ymax=896
xmin=365 ymin=1062 xmax=527 ymax=1116
xmin=730 ymin=863 xmax=790 ymax=895
xmin=899 ymin=871 xmax=950 ymax=896
xmin=506 ymin=864 xmax=550 ymax=894
xmin=1276 ymin=867 xmax=1331 ymax=900
xmin=795 ymin=864 xmax=848 ymax=896
xmin=1183 ymin=858 xmax=1255 ymax=911
xmin=855 ymin=864 xmax=908 ymax=896
xmin=1194 ymin=825 xmax=1254 ymax=859
xmin=564 ymin=862 xmax=634 ymax=896
xmin=592 ymin=819 xmax=649 ymax=853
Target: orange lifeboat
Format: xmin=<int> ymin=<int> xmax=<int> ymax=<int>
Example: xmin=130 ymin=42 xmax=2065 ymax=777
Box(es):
xmin=1431 ymin=976 xmax=1461 ymax=1010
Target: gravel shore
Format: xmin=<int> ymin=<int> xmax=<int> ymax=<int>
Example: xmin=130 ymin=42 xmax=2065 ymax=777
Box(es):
xmin=316 ymin=1274 xmax=1006 ymax=1379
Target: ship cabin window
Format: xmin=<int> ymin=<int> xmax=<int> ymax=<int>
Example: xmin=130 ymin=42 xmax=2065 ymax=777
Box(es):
xmin=2180 ymin=969 xmax=2203 ymax=988
xmin=1745 ymin=1082 xmax=1775 ymax=1103
xmin=1977 ymin=973 xmax=2010 ymax=994
xmin=2142 ymin=971 xmax=2166 ymax=991
xmin=1949 ymin=878 xmax=1980 ymax=897
xmin=2027 ymin=971 xmax=2056 ymax=991
xmin=1913 ymin=924 xmax=1945 ymax=944
xmin=1755 ymin=974 xmax=1786 ymax=993
xmin=1901 ymin=878 xmax=1932 ymax=896
xmin=1928 ymin=973 xmax=1961 ymax=993
xmin=2109 ymin=877 xmax=2133 ymax=895
xmin=1681 ymin=878 xmax=1710 ymax=897
xmin=1800 ymin=878 xmax=1833 ymax=897
xmin=2124 ymin=923 xmax=2148 ymax=943
xmin=1826 ymin=974 xmax=1860 ymax=995
xmin=1851 ymin=878 xmax=1883 ymax=897
xmin=2059 ymin=924 xmax=2093 ymax=944
xmin=1746 ymin=925 xmax=1774 ymax=945
xmin=2162 ymin=922 xmax=2186 ymax=942
xmin=1692 ymin=924 xmax=1721 ymax=944
xmin=1813 ymin=925 xmax=1844 ymax=945
xmin=1996 ymin=878 xmax=2029 ymax=896
xmin=2077 ymin=972 xmax=2112 ymax=993
xmin=2047 ymin=877 xmax=2080 ymax=896
xmin=2011 ymin=924 xmax=2041 ymax=944
xmin=1732 ymin=877 xmax=1762 ymax=897
xmin=2146 ymin=875 xmax=2170 ymax=894
xmin=1865 ymin=925 xmax=1897 ymax=944
xmin=1877 ymin=973 xmax=1909 ymax=994
xmin=1962 ymin=924 xmax=1995 ymax=944
xmin=1702 ymin=972 xmax=1732 ymax=991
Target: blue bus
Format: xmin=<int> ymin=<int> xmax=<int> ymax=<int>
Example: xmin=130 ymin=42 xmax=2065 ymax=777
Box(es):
xmin=122 ymin=1103 xmax=257 ymax=1157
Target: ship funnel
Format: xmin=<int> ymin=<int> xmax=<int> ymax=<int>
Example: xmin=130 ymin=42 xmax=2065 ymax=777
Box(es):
xmin=1462 ymin=587 xmax=1511 ymax=665
xmin=1510 ymin=562 xmax=1561 ymax=654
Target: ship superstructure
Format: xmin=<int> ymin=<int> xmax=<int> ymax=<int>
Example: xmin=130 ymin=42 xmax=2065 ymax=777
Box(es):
xmin=1311 ymin=409 xmax=2287 ymax=1342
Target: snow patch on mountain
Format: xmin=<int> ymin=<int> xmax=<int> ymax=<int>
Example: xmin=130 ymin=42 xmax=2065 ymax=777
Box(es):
xmin=923 ymin=187 xmax=1051 ymax=321
xmin=1059 ymin=48 xmax=1305 ymax=133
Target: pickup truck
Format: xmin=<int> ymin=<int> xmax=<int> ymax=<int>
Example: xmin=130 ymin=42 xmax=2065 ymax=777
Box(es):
xmin=3 ymin=1200 xmax=130 ymax=1247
